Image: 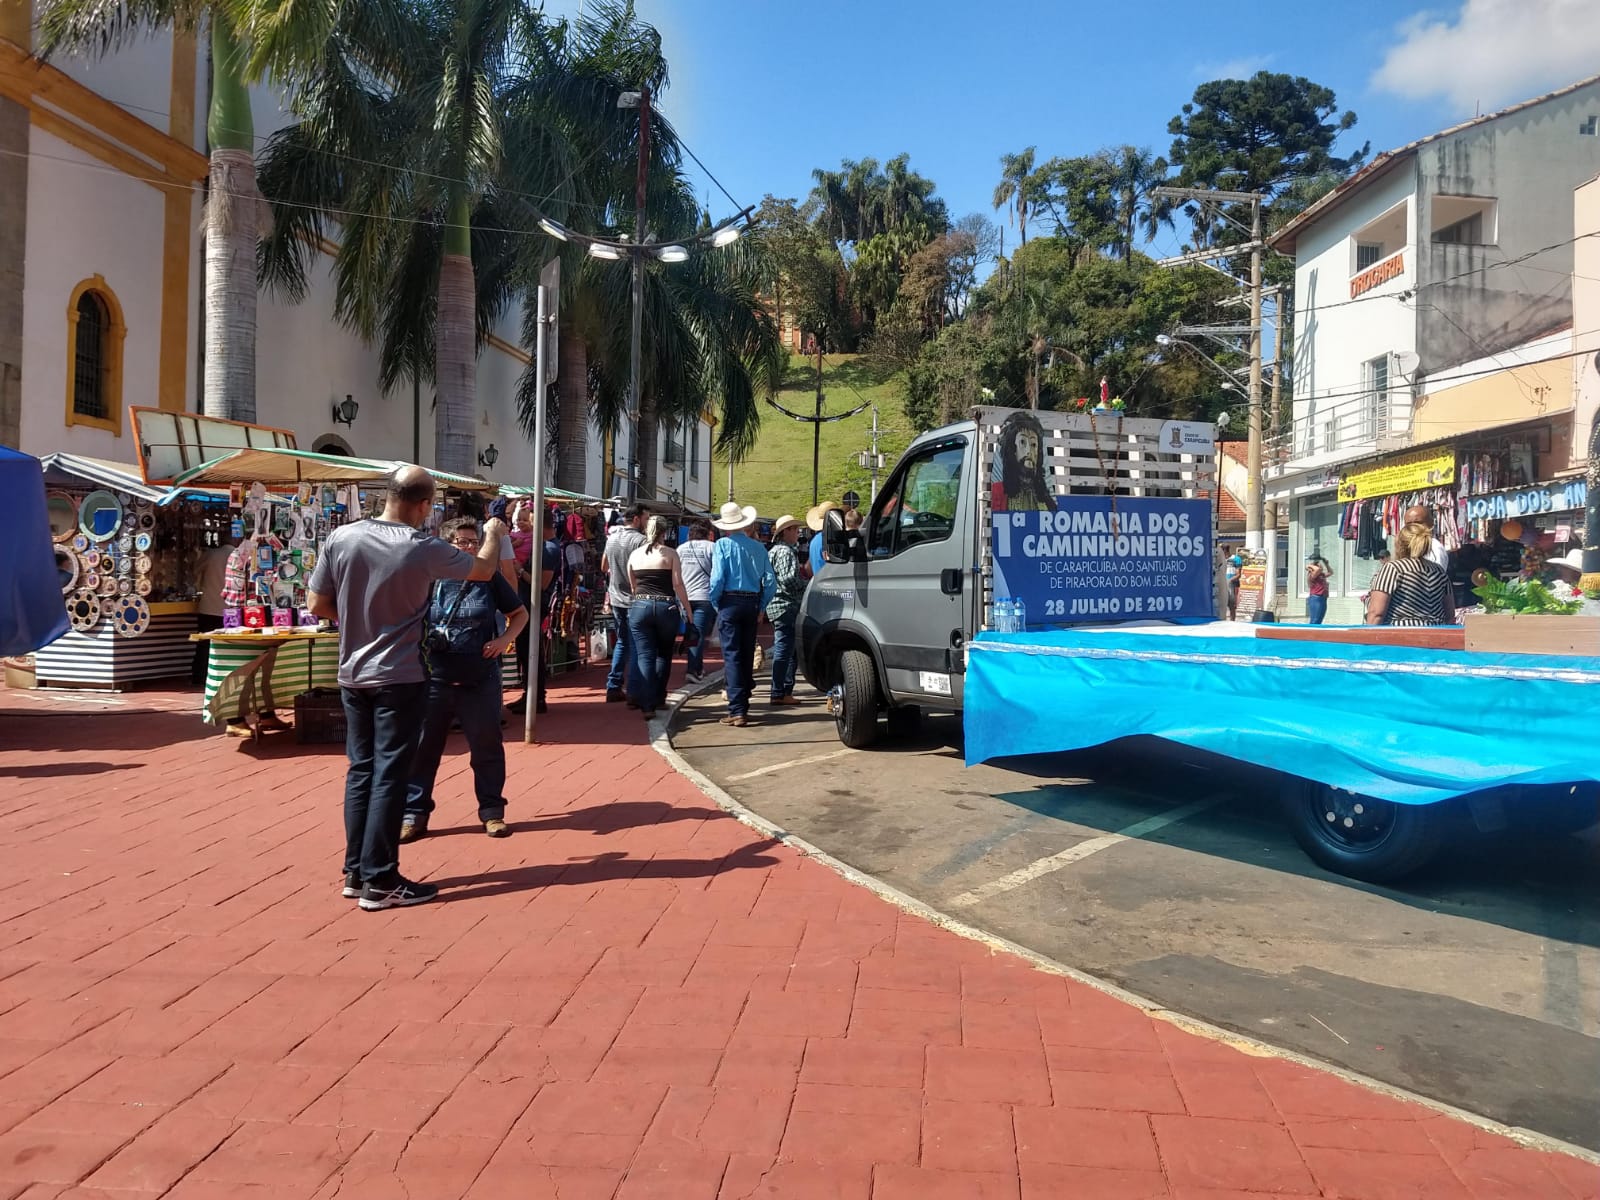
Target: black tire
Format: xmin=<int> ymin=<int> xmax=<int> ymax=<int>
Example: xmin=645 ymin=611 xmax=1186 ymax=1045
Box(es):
xmin=1278 ymin=776 xmax=1446 ymax=883
xmin=835 ymin=649 xmax=881 ymax=749
xmin=885 ymin=704 xmax=922 ymax=739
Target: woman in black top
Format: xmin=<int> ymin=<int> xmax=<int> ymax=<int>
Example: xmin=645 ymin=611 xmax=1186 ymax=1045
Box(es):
xmin=1366 ymin=523 xmax=1456 ymax=627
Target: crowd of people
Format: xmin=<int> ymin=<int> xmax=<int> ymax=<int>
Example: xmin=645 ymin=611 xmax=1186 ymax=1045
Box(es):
xmin=307 ymin=465 xmax=859 ymax=911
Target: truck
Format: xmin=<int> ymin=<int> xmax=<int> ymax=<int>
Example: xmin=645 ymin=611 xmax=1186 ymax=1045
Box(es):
xmin=798 ymin=406 xmax=1600 ymax=883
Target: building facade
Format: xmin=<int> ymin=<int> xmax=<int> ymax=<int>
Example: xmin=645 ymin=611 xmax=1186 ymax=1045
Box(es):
xmin=1266 ymin=75 xmax=1600 ymax=621
xmin=0 ymin=14 xmax=715 ymax=511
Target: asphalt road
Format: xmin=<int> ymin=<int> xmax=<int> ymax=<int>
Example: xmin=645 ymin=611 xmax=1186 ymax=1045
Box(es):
xmin=669 ymin=682 xmax=1600 ymax=1151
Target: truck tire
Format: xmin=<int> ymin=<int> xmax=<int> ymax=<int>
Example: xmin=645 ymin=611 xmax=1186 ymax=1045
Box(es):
xmin=885 ymin=704 xmax=922 ymax=738
xmin=835 ymin=649 xmax=881 ymax=749
xmin=1278 ymin=777 xmax=1446 ymax=883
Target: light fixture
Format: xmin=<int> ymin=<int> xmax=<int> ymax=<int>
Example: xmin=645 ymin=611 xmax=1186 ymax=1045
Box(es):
xmin=538 ymin=217 xmax=569 ymax=241
xmin=711 ymin=224 xmax=741 ymax=248
xmin=478 ymin=443 xmax=499 ymax=469
xmin=1217 ymin=411 xmax=1232 ymax=429
xmin=655 ymin=244 xmax=690 ymax=263
xmin=588 ymin=242 xmax=625 ymax=261
xmin=332 ymin=394 xmax=359 ymax=426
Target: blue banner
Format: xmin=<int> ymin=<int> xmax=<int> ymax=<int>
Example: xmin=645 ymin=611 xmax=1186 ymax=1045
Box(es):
xmin=990 ymin=497 xmax=1213 ymax=626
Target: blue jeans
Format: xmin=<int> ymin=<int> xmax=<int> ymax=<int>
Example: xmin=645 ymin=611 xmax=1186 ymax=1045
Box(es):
xmin=1307 ymin=594 xmax=1328 ymax=624
xmin=685 ymin=600 xmax=717 ymax=677
xmin=341 ymin=681 xmax=427 ymax=884
xmin=629 ymin=597 xmax=682 ymax=711
xmin=405 ymin=670 xmax=507 ymax=822
xmin=607 ymin=605 xmax=639 ymax=697
xmin=716 ymin=594 xmax=761 ymax=717
xmin=769 ymin=612 xmax=797 ymax=699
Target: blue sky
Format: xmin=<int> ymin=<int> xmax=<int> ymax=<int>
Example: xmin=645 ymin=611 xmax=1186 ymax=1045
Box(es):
xmin=588 ymin=0 xmax=1600 ymax=257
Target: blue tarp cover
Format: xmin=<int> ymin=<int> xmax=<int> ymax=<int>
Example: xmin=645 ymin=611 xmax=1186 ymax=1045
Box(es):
xmin=964 ymin=628 xmax=1600 ymax=805
xmin=1 ymin=446 xmax=70 ymax=656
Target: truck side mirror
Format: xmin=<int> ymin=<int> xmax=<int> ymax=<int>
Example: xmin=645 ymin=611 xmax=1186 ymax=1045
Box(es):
xmin=821 ymin=508 xmax=863 ymax=563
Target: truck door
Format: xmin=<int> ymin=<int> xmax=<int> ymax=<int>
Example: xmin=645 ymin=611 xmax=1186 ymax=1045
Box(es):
xmin=860 ymin=435 xmax=969 ymax=707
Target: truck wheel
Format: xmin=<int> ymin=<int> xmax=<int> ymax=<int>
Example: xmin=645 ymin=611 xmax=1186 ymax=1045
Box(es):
xmin=1278 ymin=777 xmax=1446 ymax=883
xmin=885 ymin=705 xmax=922 ymax=738
xmin=835 ymin=649 xmax=881 ymax=749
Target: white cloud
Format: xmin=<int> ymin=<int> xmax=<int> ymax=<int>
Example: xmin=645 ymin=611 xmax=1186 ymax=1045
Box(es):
xmin=1194 ymin=55 xmax=1274 ymax=81
xmin=1373 ymin=0 xmax=1600 ymax=111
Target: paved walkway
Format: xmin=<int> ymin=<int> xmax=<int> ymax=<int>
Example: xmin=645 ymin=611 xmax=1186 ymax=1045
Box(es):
xmin=0 ymin=667 xmax=1594 ymax=1199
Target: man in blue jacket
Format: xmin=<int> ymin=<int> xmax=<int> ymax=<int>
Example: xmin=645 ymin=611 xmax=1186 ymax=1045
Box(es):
xmin=708 ymin=502 xmax=775 ymax=728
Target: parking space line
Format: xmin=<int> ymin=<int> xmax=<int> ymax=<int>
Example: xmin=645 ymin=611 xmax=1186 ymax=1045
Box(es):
xmin=727 ymin=748 xmax=856 ymax=781
xmin=947 ymin=797 xmax=1223 ymax=907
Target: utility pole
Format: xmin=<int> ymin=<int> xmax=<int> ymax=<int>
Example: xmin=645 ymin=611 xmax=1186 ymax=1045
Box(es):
xmin=726 ymin=457 xmax=734 ymax=504
xmin=1152 ymin=185 xmax=1268 ymax=553
xmin=858 ymin=406 xmax=884 ymax=503
xmin=625 ymin=85 xmax=650 ymax=502
xmin=812 ymin=341 xmax=824 ymax=506
xmin=1262 ymin=285 xmax=1285 ymax=611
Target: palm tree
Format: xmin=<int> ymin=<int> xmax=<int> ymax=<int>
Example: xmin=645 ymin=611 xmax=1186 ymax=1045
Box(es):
xmin=256 ymin=0 xmax=566 ymax=475
xmin=993 ymin=147 xmax=1038 ymax=248
xmin=1108 ymin=145 xmax=1170 ymax=259
xmin=37 ymin=0 xmax=345 ymax=422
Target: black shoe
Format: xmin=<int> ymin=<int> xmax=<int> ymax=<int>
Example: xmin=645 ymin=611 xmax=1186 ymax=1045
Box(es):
xmin=606 ymin=689 xmax=625 ymax=703
xmin=359 ymin=876 xmax=439 ymax=911
xmin=399 ymin=816 xmax=427 ymax=843
xmin=341 ymin=872 xmax=361 ymax=899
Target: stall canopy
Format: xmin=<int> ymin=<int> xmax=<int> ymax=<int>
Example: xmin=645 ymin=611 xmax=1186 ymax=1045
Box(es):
xmin=170 ymin=448 xmax=495 ymax=492
xmin=499 ymin=484 xmax=602 ymax=504
xmin=39 ymin=453 xmax=170 ymax=503
xmin=1 ymin=447 xmax=70 ymax=655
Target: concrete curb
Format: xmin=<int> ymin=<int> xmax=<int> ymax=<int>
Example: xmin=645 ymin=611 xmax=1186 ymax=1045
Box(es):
xmin=650 ymin=675 xmax=1600 ymax=1166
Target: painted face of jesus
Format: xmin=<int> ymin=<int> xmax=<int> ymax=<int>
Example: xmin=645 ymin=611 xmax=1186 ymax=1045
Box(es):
xmin=1013 ymin=428 xmax=1040 ymax=471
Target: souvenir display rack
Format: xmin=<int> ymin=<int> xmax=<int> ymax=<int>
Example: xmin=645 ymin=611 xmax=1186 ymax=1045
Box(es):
xmin=34 ymin=455 xmax=229 ymax=688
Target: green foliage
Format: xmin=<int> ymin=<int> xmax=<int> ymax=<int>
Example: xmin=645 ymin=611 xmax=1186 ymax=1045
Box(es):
xmin=1470 ymin=577 xmax=1584 ymax=615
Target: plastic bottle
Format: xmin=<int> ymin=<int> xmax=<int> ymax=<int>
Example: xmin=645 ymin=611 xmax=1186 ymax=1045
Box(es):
xmin=1013 ymin=597 xmax=1027 ymax=632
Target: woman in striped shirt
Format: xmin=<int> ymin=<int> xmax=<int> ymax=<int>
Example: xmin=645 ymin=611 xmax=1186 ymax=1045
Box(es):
xmin=1365 ymin=523 xmax=1456 ymax=627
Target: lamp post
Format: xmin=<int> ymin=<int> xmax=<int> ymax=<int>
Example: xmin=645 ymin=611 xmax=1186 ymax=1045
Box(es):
xmin=618 ymin=87 xmax=650 ymax=500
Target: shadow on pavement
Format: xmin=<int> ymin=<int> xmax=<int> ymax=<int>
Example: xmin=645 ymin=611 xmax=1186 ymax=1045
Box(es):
xmin=430 ymin=840 xmax=782 ymax=901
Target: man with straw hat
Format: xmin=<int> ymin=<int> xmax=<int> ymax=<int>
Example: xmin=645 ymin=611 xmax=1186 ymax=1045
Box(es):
xmin=708 ymin=502 xmax=775 ymax=727
xmin=767 ymin=515 xmax=806 ymax=706
xmin=806 ymin=501 xmax=841 ymax=576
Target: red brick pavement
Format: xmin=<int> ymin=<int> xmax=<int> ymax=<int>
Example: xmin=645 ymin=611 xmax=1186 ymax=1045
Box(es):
xmin=0 ymin=668 xmax=1595 ymax=1199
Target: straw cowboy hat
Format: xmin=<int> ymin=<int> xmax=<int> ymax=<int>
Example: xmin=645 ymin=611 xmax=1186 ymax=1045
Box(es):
xmin=771 ymin=514 xmax=802 ymax=537
xmin=713 ymin=501 xmax=758 ymax=532
xmin=805 ymin=501 xmax=841 ymax=531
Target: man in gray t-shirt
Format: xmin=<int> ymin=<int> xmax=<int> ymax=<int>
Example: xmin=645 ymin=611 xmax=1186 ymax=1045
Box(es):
xmin=602 ymin=506 xmax=647 ymax=702
xmin=306 ymin=465 xmax=505 ymax=911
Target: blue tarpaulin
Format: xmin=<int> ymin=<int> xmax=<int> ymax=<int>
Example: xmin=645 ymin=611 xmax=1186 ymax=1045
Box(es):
xmin=964 ymin=627 xmax=1600 ymax=805
xmin=0 ymin=446 xmax=70 ymax=656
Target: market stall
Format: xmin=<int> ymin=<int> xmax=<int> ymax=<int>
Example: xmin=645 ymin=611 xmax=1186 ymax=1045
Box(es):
xmin=169 ymin=447 xmax=494 ymax=734
xmin=497 ymin=484 xmax=606 ymax=675
xmin=32 ymin=454 xmax=230 ymax=688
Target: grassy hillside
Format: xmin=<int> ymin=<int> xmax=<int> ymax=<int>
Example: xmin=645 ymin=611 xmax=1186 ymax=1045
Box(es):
xmin=714 ymin=354 xmax=915 ymax=520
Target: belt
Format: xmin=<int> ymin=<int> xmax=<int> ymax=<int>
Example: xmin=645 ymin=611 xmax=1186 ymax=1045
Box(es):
xmin=722 ymin=590 xmax=758 ymax=598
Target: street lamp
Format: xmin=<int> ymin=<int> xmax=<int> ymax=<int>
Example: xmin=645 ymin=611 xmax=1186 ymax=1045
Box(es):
xmin=331 ymin=394 xmax=359 ymax=426
xmin=477 ymin=443 xmax=499 ymax=469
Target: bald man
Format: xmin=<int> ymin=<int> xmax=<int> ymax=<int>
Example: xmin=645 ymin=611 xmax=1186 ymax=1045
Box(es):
xmin=1403 ymin=504 xmax=1450 ymax=572
xmin=308 ymin=465 xmax=506 ymax=911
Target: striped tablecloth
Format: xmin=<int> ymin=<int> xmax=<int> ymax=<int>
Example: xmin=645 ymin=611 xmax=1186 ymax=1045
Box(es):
xmin=198 ymin=633 xmax=340 ymax=726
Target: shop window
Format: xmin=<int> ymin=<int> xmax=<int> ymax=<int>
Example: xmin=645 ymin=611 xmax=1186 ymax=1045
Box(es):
xmin=1431 ymin=195 xmax=1495 ymax=246
xmin=1348 ymin=201 xmax=1407 ymax=275
xmin=1300 ymin=501 xmax=1343 ymax=597
xmin=688 ymin=421 xmax=701 ymax=480
xmin=664 ymin=421 xmax=683 ymax=467
xmin=65 ymin=276 xmax=126 ymax=436
xmin=1580 ymin=115 xmax=1597 ymax=136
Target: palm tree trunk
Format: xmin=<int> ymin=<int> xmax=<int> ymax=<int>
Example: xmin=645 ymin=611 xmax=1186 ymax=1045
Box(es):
xmin=637 ymin=393 xmax=659 ymax=500
xmin=434 ymin=193 xmax=476 ymax=475
xmin=555 ymin=326 xmax=588 ymax=492
xmin=203 ymin=16 xmax=256 ymax=422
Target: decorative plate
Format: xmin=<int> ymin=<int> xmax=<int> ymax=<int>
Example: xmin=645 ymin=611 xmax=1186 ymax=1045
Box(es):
xmin=112 ymin=595 xmax=150 ymax=638
xmin=67 ymin=590 xmax=101 ymax=632
xmin=134 ymin=532 xmax=153 ymax=552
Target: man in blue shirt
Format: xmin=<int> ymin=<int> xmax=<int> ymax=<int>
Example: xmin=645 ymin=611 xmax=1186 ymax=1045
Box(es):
xmin=708 ymin=502 xmax=776 ymax=727
xmin=806 ymin=501 xmax=840 ymax=577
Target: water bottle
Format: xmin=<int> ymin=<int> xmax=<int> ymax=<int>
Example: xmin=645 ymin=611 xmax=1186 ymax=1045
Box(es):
xmin=993 ymin=598 xmax=1007 ymax=632
xmin=1013 ymin=597 xmax=1027 ymax=632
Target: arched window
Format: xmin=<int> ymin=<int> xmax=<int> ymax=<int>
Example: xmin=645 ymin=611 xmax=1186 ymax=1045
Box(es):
xmin=313 ymin=435 xmax=353 ymax=456
xmin=65 ymin=277 xmax=127 ymax=436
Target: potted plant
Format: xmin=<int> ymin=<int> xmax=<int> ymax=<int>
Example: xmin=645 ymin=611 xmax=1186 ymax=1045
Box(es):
xmin=1463 ymin=576 xmax=1600 ymax=656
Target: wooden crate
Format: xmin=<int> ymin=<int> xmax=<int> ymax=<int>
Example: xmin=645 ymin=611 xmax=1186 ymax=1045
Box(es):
xmin=1462 ymin=613 xmax=1600 ymax=657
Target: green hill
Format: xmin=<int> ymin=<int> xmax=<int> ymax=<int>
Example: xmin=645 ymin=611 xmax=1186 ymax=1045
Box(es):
xmin=714 ymin=354 xmax=916 ymax=520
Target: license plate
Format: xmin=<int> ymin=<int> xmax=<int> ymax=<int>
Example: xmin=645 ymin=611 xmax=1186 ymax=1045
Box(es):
xmin=918 ymin=671 xmax=952 ymax=696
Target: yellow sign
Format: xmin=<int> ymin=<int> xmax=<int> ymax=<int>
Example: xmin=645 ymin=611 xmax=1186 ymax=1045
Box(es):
xmin=1337 ymin=449 xmax=1456 ymax=501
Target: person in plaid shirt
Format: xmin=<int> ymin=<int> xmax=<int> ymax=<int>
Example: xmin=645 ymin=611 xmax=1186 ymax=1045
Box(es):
xmin=765 ymin=515 xmax=805 ymax=706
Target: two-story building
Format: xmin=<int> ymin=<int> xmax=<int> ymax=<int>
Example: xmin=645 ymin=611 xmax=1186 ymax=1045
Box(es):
xmin=1266 ymin=74 xmax=1600 ymax=621
xmin=0 ymin=11 xmax=717 ymax=513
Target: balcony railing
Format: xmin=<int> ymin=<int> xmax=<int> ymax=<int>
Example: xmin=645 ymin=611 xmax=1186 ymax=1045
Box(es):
xmin=1265 ymin=389 xmax=1413 ymax=471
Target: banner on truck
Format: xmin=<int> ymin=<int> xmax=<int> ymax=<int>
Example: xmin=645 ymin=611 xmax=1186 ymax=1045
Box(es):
xmin=991 ymin=497 xmax=1214 ymax=624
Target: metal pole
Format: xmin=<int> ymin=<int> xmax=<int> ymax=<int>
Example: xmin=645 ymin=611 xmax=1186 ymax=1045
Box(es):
xmin=726 ymin=457 xmax=734 ymax=503
xmin=1261 ymin=288 xmax=1284 ymax=611
xmin=812 ymin=342 xmax=823 ymax=506
xmin=411 ymin=370 xmax=420 ymax=462
xmin=869 ymin=406 xmax=880 ymax=504
xmin=1245 ymin=198 xmax=1264 ymax=553
xmin=523 ymin=282 xmax=548 ymax=744
xmin=627 ymin=85 xmax=650 ymax=502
